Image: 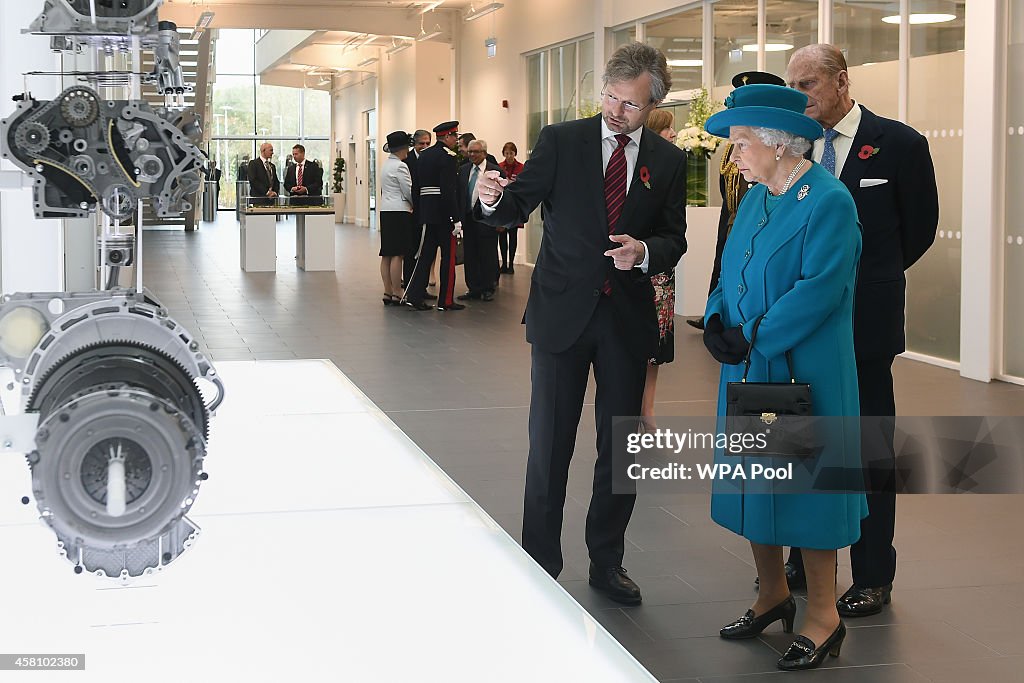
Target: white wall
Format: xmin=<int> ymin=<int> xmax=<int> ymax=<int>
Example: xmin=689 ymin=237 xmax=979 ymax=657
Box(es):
xmin=331 ymin=74 xmax=377 ymax=225
xmin=0 ymin=3 xmax=63 ymax=293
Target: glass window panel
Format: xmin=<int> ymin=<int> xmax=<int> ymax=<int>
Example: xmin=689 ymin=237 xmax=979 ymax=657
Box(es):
xmin=713 ymin=1 xmax=758 ymax=88
xmin=302 ymin=88 xmax=331 ymax=138
xmin=1005 ymin=0 xmax=1024 ymax=376
xmin=612 ymin=26 xmax=636 ymax=49
xmin=905 ymin=0 xmax=965 ymax=361
xmin=215 ymin=29 xmax=256 ymax=75
xmin=212 ymin=75 xmax=256 ymax=137
xmin=550 ymin=43 xmax=576 ymax=124
xmin=527 ymin=52 xmax=547 ymax=151
xmin=255 ymin=84 xmax=301 ymax=139
xmin=645 ymin=6 xmax=703 ymax=95
xmin=764 ymin=0 xmax=818 ymax=77
xmin=910 ymin=0 xmax=966 ymax=58
xmin=213 ymin=139 xmax=257 ymax=209
xmin=300 ymin=140 xmax=330 ymax=170
xmin=834 ymin=1 xmax=900 ymax=69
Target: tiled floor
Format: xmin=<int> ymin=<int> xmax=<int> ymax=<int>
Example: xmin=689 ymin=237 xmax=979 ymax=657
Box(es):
xmin=141 ymin=212 xmax=1024 ymax=682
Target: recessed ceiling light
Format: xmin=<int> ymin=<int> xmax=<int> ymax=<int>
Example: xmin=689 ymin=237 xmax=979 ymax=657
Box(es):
xmin=742 ymin=43 xmax=793 ymax=52
xmin=881 ymin=13 xmax=956 ymax=25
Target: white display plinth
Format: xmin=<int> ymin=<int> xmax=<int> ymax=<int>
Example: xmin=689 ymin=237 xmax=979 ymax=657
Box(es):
xmin=239 ymin=211 xmax=276 ymax=272
xmin=0 ymin=360 xmax=657 ymax=682
xmin=296 ymin=213 xmax=335 ymax=271
xmin=675 ymin=206 xmax=721 ymax=317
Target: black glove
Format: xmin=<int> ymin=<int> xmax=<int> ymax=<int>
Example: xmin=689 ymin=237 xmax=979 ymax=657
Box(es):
xmin=703 ymin=315 xmax=747 ymax=365
xmin=721 ymin=326 xmax=751 ymax=359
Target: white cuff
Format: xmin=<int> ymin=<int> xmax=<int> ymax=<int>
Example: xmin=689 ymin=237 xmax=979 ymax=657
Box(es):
xmin=637 ymin=240 xmax=650 ymax=273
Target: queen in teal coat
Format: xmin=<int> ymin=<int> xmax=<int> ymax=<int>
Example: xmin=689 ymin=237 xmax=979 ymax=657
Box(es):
xmin=701 ymin=84 xmax=867 ymax=672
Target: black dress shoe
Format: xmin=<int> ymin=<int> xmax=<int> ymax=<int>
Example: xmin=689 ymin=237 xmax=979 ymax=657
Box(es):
xmin=837 ymin=584 xmax=891 ymax=617
xmin=777 ymin=621 xmax=846 ymax=671
xmin=457 ymin=291 xmax=481 ymax=301
xmin=481 ymin=291 xmax=495 ymax=301
xmin=507 ymin=264 xmax=515 ymax=273
xmin=588 ymin=564 xmax=642 ymax=605
xmin=423 ymin=293 xmax=437 ymax=301
xmin=755 ymin=562 xmax=806 ymax=591
xmin=405 ymin=300 xmax=433 ymax=311
xmin=500 ymin=265 xmax=509 ymax=273
xmin=437 ymin=302 xmax=466 ymax=311
xmin=720 ymin=595 xmax=796 ymax=639
xmin=685 ymin=317 xmax=705 ymax=330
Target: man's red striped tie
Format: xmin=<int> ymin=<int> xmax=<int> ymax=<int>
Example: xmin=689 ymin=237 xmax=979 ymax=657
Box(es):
xmin=602 ymin=133 xmax=631 ymax=295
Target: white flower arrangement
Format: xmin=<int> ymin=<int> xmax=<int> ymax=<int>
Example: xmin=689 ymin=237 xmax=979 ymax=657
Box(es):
xmin=676 ymin=88 xmax=723 ymax=159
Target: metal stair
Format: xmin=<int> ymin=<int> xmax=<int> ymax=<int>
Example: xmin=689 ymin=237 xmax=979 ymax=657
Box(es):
xmin=137 ymin=28 xmax=214 ymax=230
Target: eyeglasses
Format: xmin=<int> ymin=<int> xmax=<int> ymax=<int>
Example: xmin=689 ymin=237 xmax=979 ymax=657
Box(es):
xmin=601 ymin=90 xmax=654 ymax=114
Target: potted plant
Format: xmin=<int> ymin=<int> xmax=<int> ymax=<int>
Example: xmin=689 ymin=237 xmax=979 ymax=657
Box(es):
xmin=332 ymin=156 xmax=346 ymax=222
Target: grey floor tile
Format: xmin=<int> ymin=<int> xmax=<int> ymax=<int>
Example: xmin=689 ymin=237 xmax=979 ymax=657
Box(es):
xmin=908 ymin=655 xmax=1024 ymax=683
xmin=697 ymin=662 xmax=932 ymax=683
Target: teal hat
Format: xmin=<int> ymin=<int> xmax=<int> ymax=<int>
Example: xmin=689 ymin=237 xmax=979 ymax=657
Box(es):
xmin=705 ymin=84 xmax=823 ymax=142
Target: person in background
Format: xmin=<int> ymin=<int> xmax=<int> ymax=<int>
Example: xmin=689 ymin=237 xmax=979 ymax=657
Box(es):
xmin=403 ymin=129 xmax=435 ymax=297
xmin=284 ymin=144 xmax=323 ymax=206
xmin=246 ymin=143 xmax=279 ymax=206
xmin=202 ymin=160 xmax=222 ymax=209
xmin=497 ymin=141 xmax=525 ymax=274
xmin=639 ymin=108 xmax=678 ymax=432
xmin=702 ymin=83 xmax=864 ymax=671
xmin=456 ymin=140 xmax=503 ymax=302
xmin=687 ymin=71 xmax=786 ymax=331
xmin=379 ymin=131 xmax=415 ymax=306
xmin=403 ymin=121 xmax=464 ymax=311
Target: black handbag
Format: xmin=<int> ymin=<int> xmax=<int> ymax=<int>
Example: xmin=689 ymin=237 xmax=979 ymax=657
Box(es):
xmin=725 ymin=316 xmax=819 ymax=458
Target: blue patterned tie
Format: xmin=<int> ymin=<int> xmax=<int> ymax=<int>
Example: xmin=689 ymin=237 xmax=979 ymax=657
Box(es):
xmin=467 ymin=165 xmax=479 ymax=211
xmin=821 ymin=128 xmax=839 ymax=176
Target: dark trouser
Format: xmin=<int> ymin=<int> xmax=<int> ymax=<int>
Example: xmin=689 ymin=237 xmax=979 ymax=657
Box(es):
xmin=499 ymin=227 xmax=519 ymax=267
xmin=406 ymin=222 xmax=456 ymax=307
xmin=403 ymin=222 xmax=425 ymax=287
xmin=523 ymin=296 xmax=647 ymax=578
xmin=789 ymin=355 xmax=898 ymax=587
xmin=479 ymin=227 xmax=499 ymax=292
xmin=462 ymin=222 xmax=482 ymax=293
xmin=709 ymin=221 xmax=728 ymax=296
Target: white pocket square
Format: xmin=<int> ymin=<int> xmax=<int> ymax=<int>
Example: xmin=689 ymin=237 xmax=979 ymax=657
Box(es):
xmin=860 ymin=178 xmax=888 ymax=187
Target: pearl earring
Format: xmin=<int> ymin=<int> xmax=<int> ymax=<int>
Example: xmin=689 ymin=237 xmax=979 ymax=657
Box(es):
xmin=775 ymin=154 xmax=781 ymax=161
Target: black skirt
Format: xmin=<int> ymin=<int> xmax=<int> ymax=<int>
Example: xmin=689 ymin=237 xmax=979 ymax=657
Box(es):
xmin=380 ymin=211 xmax=413 ymax=257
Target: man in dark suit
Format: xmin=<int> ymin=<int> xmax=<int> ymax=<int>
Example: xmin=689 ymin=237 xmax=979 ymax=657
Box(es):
xmin=283 ymin=144 xmax=324 ymax=206
xmin=246 ymin=142 xmax=279 ymax=206
xmin=475 ymin=42 xmax=687 ymax=604
xmin=784 ymin=43 xmax=939 ymax=616
xmin=456 ymin=139 xmax=503 ymax=302
xmin=403 ymin=130 xmax=432 ymax=292
xmin=403 ymin=121 xmax=464 ymax=311
xmin=202 ymin=160 xmax=222 ymax=209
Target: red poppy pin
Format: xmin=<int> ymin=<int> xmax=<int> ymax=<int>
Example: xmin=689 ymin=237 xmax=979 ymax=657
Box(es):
xmin=858 ymin=145 xmax=880 ymax=160
xmin=639 ymin=166 xmax=651 ymax=189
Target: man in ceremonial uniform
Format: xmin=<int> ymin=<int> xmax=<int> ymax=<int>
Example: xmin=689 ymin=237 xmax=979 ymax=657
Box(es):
xmin=403 ymin=121 xmax=465 ymax=311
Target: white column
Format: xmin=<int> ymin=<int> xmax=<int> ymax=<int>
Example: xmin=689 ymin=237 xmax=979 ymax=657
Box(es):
xmin=959 ymin=0 xmax=1006 ymax=382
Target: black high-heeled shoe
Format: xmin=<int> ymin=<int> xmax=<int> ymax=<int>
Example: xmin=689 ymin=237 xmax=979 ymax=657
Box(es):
xmin=720 ymin=595 xmax=796 ymax=639
xmin=777 ymin=621 xmax=846 ymax=671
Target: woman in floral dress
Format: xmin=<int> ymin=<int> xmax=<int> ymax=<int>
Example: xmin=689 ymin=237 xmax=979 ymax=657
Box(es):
xmin=641 ymin=109 xmax=678 ymax=431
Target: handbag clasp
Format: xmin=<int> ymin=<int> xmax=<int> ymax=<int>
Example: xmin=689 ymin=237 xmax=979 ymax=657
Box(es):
xmin=760 ymin=412 xmax=778 ymax=425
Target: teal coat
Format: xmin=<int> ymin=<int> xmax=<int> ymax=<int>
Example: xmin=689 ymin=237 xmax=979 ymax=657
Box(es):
xmin=705 ymin=163 xmax=868 ymax=550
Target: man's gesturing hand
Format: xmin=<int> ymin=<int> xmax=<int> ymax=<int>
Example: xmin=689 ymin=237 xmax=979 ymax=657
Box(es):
xmin=477 ymin=170 xmax=509 ymax=206
xmin=604 ymin=234 xmax=645 ymax=270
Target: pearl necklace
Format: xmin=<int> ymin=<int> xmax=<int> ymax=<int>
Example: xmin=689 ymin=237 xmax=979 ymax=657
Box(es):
xmin=770 ymin=159 xmax=807 ymax=197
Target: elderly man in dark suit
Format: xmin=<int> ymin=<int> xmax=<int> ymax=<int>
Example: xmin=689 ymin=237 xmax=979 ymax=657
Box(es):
xmin=246 ymin=142 xmax=279 ymax=206
xmin=783 ymin=43 xmax=939 ymax=617
xmin=475 ymin=42 xmax=687 ymax=604
xmin=457 ymin=139 xmax=504 ymax=302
